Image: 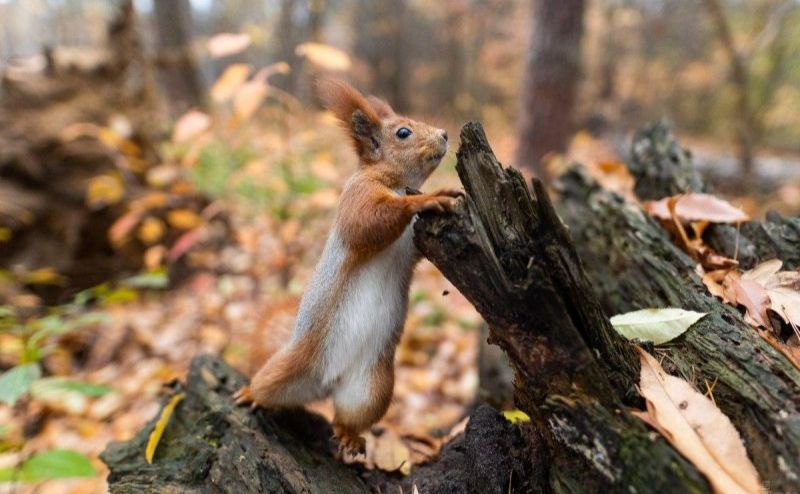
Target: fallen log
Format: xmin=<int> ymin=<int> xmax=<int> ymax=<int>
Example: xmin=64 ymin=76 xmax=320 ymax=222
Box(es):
xmin=626 ymin=120 xmax=800 ymax=270
xmin=556 ymin=122 xmax=800 ymax=491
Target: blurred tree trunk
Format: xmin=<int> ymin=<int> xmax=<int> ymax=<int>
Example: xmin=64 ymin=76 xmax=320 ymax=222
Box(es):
xmin=704 ymin=0 xmax=795 ymax=182
xmin=153 ymin=0 xmax=204 ymax=114
xmin=515 ymin=0 xmax=585 ymax=180
xmin=353 ymin=0 xmax=409 ymax=113
xmin=703 ymin=0 xmax=755 ymax=181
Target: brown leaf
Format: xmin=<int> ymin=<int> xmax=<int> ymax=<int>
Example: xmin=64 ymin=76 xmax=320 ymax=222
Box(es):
xmin=731 ymin=278 xmax=770 ymax=327
xmin=634 ymin=348 xmax=765 ymax=494
xmin=645 ymin=193 xmax=749 ymax=224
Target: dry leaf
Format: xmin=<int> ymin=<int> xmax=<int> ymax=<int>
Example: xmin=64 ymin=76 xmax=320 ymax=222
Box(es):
xmin=108 ymin=211 xmax=141 ymax=246
xmin=167 ymin=209 xmax=202 ymax=229
xmin=210 ymin=64 xmax=251 ymax=103
xmin=295 ymin=42 xmax=351 ymax=71
xmin=138 ymin=217 xmax=166 ymax=245
xmin=207 ymin=33 xmax=251 ymax=58
xmin=732 ymin=278 xmax=770 ymax=327
xmin=634 ymin=348 xmax=764 ymax=494
xmin=86 ymin=174 xmax=125 ymax=208
xmin=645 ymin=193 xmax=749 ymax=224
xmin=233 ymin=80 xmax=268 ymax=121
xmin=145 ymin=393 xmax=184 ymax=464
xmin=173 ymin=110 xmax=211 ymax=144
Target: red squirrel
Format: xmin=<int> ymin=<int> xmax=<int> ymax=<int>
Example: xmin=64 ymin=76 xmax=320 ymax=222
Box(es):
xmin=235 ymin=79 xmax=461 ymax=454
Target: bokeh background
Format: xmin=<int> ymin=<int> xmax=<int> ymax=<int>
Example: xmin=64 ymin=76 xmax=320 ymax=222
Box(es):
xmin=0 ymin=0 xmax=798 ymax=492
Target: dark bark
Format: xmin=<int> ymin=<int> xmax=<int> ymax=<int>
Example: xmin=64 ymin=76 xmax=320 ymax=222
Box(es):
xmin=153 ymin=0 xmax=204 ymax=113
xmin=102 ymin=355 xmax=535 ymax=494
xmin=515 ymin=0 xmax=585 ymax=180
xmin=555 ymin=123 xmax=800 ymax=491
xmin=415 ymin=122 xmax=709 ymax=493
xmin=101 ymin=355 xmax=369 ymax=494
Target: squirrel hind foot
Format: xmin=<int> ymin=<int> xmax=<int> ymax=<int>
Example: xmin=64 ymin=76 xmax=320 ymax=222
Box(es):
xmin=233 ymin=385 xmax=257 ymax=409
xmin=333 ymin=428 xmax=366 ymax=458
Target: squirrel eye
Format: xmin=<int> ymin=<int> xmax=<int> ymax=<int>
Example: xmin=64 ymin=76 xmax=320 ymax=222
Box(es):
xmin=396 ymin=127 xmax=412 ymax=139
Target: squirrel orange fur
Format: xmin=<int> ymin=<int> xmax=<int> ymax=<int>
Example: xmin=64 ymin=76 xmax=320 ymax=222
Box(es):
xmin=235 ymin=79 xmax=460 ymax=455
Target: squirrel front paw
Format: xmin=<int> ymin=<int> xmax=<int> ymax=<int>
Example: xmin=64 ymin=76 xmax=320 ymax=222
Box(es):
xmin=419 ymin=195 xmax=459 ymax=214
xmin=432 ymin=187 xmax=465 ymax=199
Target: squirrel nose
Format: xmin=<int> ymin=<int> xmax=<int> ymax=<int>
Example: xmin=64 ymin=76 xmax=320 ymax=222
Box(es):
xmin=441 ymin=130 xmax=448 ymax=142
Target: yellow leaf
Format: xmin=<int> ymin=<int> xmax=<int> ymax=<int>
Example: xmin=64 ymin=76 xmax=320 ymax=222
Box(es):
xmin=166 ymin=209 xmax=202 ymax=229
xmin=21 ymin=267 xmax=66 ymax=286
xmin=138 ymin=217 xmax=166 ymax=245
xmin=233 ymin=80 xmax=268 ymax=121
xmin=211 ymin=64 xmax=251 ymax=103
xmin=145 ymin=392 xmax=184 ymax=464
xmin=634 ymin=348 xmax=764 ymax=494
xmin=295 ymin=42 xmax=351 ymax=71
xmin=502 ymin=409 xmax=531 ymax=424
xmin=86 ymin=174 xmax=125 ymax=208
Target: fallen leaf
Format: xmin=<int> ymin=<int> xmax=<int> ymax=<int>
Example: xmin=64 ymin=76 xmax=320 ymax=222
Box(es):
xmin=108 ymin=211 xmax=141 ymax=246
xmin=634 ymin=348 xmax=764 ymax=494
xmin=173 ymin=110 xmax=211 ymax=144
xmin=295 ymin=42 xmax=351 ymax=71
xmin=210 ymin=64 xmax=251 ymax=103
xmin=367 ymin=429 xmax=411 ymax=475
xmin=645 ymin=193 xmax=749 ymax=224
xmin=207 ymin=33 xmax=251 ymax=58
xmin=0 ymin=363 xmax=41 ymax=406
xmin=86 ymin=174 xmax=125 ymax=208
xmin=731 ymin=278 xmax=770 ymax=327
xmin=502 ymin=409 xmax=531 ymax=424
xmin=233 ymin=79 xmax=268 ymax=121
xmin=610 ymin=308 xmax=707 ymax=344
xmin=138 ymin=217 xmax=166 ymax=245
xmin=167 ymin=209 xmax=202 ymax=229
xmin=145 ymin=392 xmax=184 ymax=464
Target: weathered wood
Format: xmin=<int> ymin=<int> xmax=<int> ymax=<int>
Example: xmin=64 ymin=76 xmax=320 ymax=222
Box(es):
xmin=556 ymin=167 xmax=800 ymax=492
xmin=414 ymin=122 xmax=709 ymax=493
xmin=625 ymin=120 xmax=800 ymax=270
xmin=102 ymin=354 xmax=536 ymax=493
xmin=101 ymin=355 xmax=369 ymax=494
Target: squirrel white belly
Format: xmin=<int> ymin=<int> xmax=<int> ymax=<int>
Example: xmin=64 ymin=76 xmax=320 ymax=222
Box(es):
xmin=235 ymin=80 xmax=460 ymax=455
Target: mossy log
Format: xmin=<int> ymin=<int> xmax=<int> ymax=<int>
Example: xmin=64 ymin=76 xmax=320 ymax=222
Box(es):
xmin=556 ymin=122 xmax=800 ymax=491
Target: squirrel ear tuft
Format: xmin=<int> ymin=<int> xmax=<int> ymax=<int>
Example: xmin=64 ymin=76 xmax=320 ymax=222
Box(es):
xmin=367 ymin=96 xmax=396 ymax=119
xmin=317 ymin=79 xmax=383 ymax=162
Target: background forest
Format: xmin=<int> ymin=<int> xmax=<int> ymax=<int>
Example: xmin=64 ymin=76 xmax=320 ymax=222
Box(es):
xmin=0 ymin=0 xmax=798 ymax=493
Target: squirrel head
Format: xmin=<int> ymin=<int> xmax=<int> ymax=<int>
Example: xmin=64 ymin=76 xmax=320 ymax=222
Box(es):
xmin=318 ymin=79 xmax=448 ymax=188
